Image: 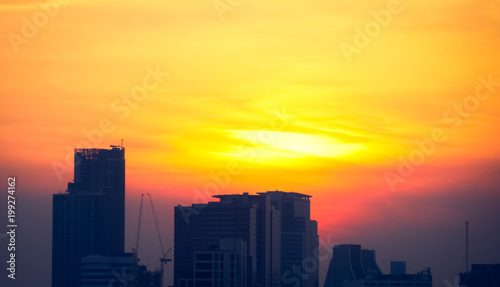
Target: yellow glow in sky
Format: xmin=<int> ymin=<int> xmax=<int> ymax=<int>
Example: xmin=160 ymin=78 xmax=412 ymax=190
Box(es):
xmin=225 ymin=130 xmax=366 ymax=163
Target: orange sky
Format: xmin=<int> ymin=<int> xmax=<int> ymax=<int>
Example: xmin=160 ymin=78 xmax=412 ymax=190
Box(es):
xmin=1 ymin=0 xmax=500 ymax=285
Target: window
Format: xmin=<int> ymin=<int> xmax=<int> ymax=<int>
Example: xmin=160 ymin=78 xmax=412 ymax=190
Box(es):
xmin=196 ymin=254 xmax=212 ymax=261
xmin=196 ymin=263 xmax=212 ymax=270
xmin=195 ymin=272 xmax=212 ymax=279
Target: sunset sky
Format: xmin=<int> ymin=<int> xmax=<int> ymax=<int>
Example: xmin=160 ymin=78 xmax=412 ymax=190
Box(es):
xmin=1 ymin=0 xmax=499 ymax=286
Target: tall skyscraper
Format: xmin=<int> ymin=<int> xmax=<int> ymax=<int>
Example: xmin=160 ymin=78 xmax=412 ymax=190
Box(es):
xmin=174 ymin=191 xmax=318 ymax=287
xmin=52 ymin=146 xmax=125 ymax=287
xmin=265 ymin=191 xmax=319 ymax=287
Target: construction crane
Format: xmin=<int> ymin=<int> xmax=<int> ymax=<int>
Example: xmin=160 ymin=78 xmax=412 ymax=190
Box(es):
xmin=133 ymin=193 xmax=172 ymax=287
xmin=147 ymin=193 xmax=172 ymax=287
xmin=132 ymin=194 xmax=145 ymax=260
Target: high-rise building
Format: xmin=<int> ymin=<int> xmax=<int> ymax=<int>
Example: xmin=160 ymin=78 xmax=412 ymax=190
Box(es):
xmin=52 ymin=146 xmax=126 ymax=287
xmin=174 ymin=191 xmax=318 ymax=287
xmin=174 ymin=192 xmax=273 ymax=287
xmin=264 ymin=191 xmax=319 ymax=287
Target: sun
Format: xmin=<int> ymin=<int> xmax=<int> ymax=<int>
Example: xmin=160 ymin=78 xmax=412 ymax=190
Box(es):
xmin=219 ymin=130 xmax=366 ymax=165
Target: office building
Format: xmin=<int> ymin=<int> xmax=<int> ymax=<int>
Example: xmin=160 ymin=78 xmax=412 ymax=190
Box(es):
xmin=174 ymin=191 xmax=318 ymax=287
xmin=265 ymin=191 xmax=319 ymax=287
xmin=52 ymin=146 xmax=126 ymax=287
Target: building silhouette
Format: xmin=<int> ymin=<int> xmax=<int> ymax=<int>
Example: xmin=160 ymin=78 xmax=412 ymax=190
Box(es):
xmin=324 ymin=245 xmax=373 ymax=287
xmin=52 ymin=146 xmax=126 ymax=287
xmin=324 ymin=244 xmax=431 ymax=287
xmin=81 ymin=253 xmax=162 ymax=287
xmin=265 ymin=191 xmax=319 ymax=287
xmin=361 ymin=250 xmax=382 ymax=278
xmin=459 ymin=264 xmax=500 ymax=287
xmin=178 ymin=238 xmax=248 ymax=287
xmin=390 ymin=261 xmax=406 ymax=275
xmin=81 ymin=253 xmax=137 ymax=287
xmin=174 ymin=191 xmax=318 ymax=287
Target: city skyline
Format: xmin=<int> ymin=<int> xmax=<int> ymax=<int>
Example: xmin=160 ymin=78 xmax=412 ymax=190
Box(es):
xmin=45 ymin=146 xmax=497 ymax=287
xmin=0 ymin=141 xmax=499 ymax=286
xmin=1 ymin=1 xmax=500 ymax=286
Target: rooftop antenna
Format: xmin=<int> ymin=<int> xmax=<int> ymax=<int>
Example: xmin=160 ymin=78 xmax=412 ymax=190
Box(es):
xmin=466 ymin=221 xmax=469 ymax=273
xmin=121 ymin=139 xmax=124 ymax=148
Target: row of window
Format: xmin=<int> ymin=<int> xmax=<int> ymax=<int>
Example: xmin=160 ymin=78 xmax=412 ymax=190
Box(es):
xmin=179 ymin=280 xmax=236 ymax=287
xmin=196 ymin=262 xmax=237 ymax=270
xmin=195 ymin=271 xmax=235 ymax=279
xmin=195 ymin=254 xmax=236 ymax=261
xmin=365 ymin=282 xmax=431 ymax=286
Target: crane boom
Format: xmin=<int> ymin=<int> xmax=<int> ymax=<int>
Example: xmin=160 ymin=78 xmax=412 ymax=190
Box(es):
xmin=146 ymin=193 xmax=172 ymax=287
xmin=147 ymin=193 xmax=166 ymax=257
xmin=134 ymin=194 xmax=145 ymax=258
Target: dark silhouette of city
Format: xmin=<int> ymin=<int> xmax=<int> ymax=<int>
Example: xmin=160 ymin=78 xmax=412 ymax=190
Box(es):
xmin=51 ymin=145 xmax=500 ymax=287
xmin=323 ymin=244 xmax=432 ymax=287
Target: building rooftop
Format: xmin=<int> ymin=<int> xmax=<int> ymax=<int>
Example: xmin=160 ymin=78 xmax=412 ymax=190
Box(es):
xmin=75 ymin=145 xmax=124 ymax=160
xmin=212 ymin=190 xmax=312 ymax=200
